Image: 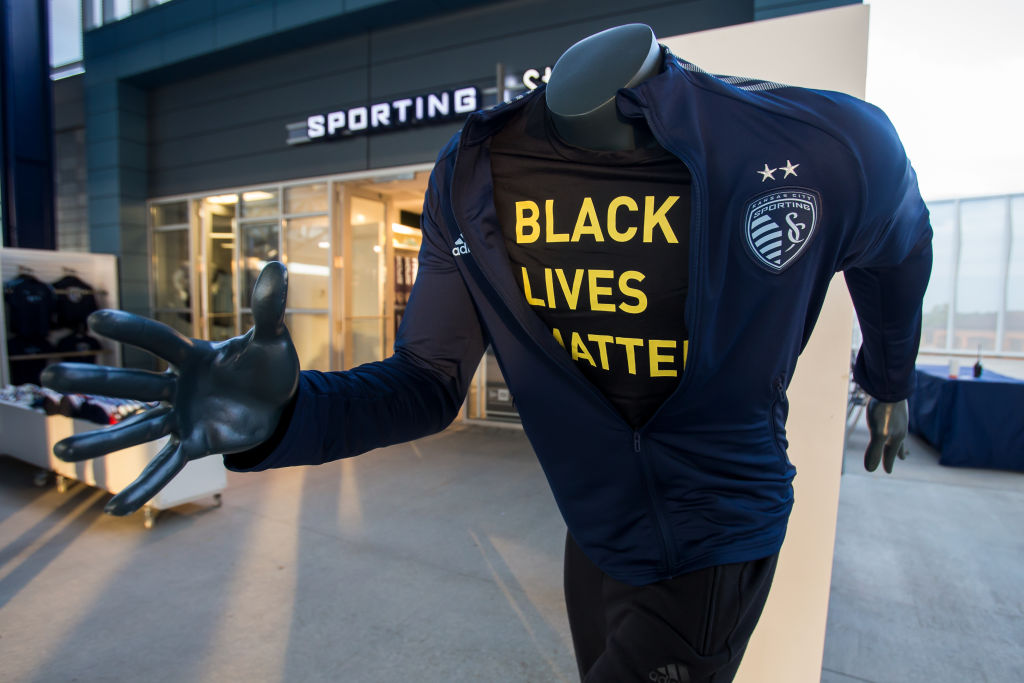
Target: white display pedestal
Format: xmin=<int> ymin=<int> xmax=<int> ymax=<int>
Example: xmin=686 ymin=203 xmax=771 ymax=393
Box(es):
xmin=664 ymin=6 xmax=869 ymax=682
xmin=0 ymin=400 xmax=226 ymax=527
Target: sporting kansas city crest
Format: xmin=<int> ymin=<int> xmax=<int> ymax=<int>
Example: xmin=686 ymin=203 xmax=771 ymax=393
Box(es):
xmin=743 ymin=188 xmax=821 ymax=273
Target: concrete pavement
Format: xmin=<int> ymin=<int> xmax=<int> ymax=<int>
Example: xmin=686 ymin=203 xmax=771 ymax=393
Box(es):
xmin=0 ymin=420 xmax=1021 ymax=682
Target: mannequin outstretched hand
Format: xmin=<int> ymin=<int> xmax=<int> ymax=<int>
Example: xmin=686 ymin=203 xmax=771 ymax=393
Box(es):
xmin=41 ymin=262 xmax=299 ymax=515
xmin=863 ymin=398 xmax=909 ymax=473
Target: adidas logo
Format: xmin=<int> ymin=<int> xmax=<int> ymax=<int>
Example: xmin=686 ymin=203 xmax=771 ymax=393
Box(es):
xmin=648 ymin=663 xmax=688 ymax=683
xmin=451 ymin=234 xmax=471 ymax=256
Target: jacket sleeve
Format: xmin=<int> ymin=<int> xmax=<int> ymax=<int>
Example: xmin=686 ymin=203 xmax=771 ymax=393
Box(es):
xmin=224 ymin=141 xmax=488 ymax=471
xmin=839 ymin=103 xmax=933 ymax=403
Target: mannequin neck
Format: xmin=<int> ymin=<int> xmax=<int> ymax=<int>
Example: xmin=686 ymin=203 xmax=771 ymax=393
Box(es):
xmin=544 ymin=24 xmax=662 ymax=152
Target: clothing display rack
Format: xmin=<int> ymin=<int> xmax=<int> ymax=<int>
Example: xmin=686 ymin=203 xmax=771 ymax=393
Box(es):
xmin=0 ymin=247 xmax=226 ymax=527
xmin=1 ymin=247 xmax=121 ymax=383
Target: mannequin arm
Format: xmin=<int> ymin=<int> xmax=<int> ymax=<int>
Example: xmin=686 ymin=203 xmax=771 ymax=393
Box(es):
xmin=224 ymin=158 xmax=487 ymax=471
xmin=223 ymin=259 xmax=487 ymax=471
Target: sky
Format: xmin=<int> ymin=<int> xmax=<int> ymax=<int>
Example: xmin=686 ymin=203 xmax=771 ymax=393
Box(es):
xmin=864 ymin=0 xmax=1024 ymax=201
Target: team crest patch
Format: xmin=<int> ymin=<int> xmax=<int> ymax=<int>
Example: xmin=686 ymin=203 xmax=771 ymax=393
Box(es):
xmin=743 ymin=188 xmax=821 ymax=273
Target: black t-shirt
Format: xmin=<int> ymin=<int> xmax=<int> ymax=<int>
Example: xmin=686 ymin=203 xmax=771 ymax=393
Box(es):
xmin=52 ymin=275 xmax=99 ymax=330
xmin=490 ymin=95 xmax=691 ymax=427
xmin=4 ymin=274 xmax=56 ymax=338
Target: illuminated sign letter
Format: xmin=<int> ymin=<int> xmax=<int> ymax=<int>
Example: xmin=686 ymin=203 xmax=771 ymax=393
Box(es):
xmin=427 ymin=92 xmax=450 ymax=118
xmin=327 ymin=111 xmax=345 ymax=135
xmin=454 ymin=87 xmax=477 ymax=114
xmin=392 ymin=98 xmax=413 ymax=123
xmin=371 ymin=103 xmax=391 ymax=128
xmin=307 ymin=115 xmax=326 ymax=138
xmin=348 ymin=106 xmax=368 ymax=131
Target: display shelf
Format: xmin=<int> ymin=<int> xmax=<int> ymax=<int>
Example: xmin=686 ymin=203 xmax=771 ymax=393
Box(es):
xmin=1 ymin=247 xmax=122 ymax=387
xmin=0 ymin=400 xmax=226 ymax=526
xmin=8 ymin=351 xmax=101 ymax=361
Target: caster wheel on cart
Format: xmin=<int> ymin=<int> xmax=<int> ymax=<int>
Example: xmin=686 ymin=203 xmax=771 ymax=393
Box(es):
xmin=142 ymin=507 xmax=158 ymax=530
xmin=213 ymin=493 xmax=223 ymax=508
xmin=33 ymin=470 xmax=51 ymax=488
xmin=56 ymin=474 xmax=72 ymax=493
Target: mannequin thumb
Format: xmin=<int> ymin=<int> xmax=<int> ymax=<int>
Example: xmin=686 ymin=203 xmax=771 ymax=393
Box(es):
xmin=252 ymin=262 xmax=289 ymax=338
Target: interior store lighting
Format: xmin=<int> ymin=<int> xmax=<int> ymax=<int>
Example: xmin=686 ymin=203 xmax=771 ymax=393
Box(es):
xmin=242 ymin=191 xmax=275 ymax=202
xmin=253 ymin=259 xmax=329 ymax=278
xmin=318 ymin=241 xmax=331 ymax=249
xmin=206 ymin=194 xmax=239 ymax=205
xmin=391 ymin=223 xmax=421 ymax=235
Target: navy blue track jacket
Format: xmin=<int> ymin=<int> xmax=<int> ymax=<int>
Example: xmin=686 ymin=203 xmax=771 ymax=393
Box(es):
xmin=228 ymin=50 xmax=932 ymax=586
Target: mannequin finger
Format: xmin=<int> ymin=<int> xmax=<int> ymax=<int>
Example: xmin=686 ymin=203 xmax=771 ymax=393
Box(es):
xmin=863 ymin=438 xmax=883 ymax=472
xmin=54 ymin=406 xmax=173 ymax=462
xmin=882 ymin=438 xmax=902 ymax=474
xmin=41 ymin=363 xmax=175 ymax=402
xmin=251 ymin=262 xmax=289 ymax=339
xmin=88 ymin=310 xmax=193 ymax=366
xmin=104 ymin=438 xmax=187 ymax=515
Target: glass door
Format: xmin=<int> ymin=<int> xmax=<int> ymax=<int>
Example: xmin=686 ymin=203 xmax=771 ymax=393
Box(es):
xmin=342 ymin=192 xmax=388 ymax=369
xmin=282 ymin=182 xmax=331 ymax=371
xmin=199 ymin=193 xmax=239 ymax=341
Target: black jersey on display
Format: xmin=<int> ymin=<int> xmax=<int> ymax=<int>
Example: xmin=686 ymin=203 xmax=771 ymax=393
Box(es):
xmin=4 ymin=274 xmax=56 ymax=338
xmin=489 ymin=96 xmax=691 ymax=427
xmin=52 ymin=275 xmax=99 ymax=330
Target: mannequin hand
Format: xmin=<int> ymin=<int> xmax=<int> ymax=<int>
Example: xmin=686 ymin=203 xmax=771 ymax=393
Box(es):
xmin=41 ymin=263 xmax=299 ymax=515
xmin=863 ymin=398 xmax=909 ymax=473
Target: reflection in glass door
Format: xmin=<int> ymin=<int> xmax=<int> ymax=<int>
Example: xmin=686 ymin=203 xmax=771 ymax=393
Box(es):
xmin=344 ymin=194 xmax=387 ymax=368
xmin=200 ymin=193 xmax=239 ymax=341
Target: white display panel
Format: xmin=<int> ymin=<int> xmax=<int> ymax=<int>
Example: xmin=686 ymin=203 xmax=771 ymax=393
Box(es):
xmin=663 ymin=5 xmax=869 ymax=681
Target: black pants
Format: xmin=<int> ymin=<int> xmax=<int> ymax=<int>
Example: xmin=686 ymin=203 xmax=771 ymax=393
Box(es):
xmin=564 ymin=533 xmax=778 ymax=683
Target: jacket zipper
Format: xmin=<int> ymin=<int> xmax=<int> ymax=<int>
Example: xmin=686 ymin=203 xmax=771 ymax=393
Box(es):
xmin=451 ymin=100 xmax=702 ymax=575
xmin=634 ymin=430 xmax=677 ymax=571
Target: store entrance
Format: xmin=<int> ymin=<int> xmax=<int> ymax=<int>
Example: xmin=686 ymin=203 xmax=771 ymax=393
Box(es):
xmin=149 ymin=165 xmax=519 ymax=423
xmin=340 ymin=171 xmax=519 ymax=423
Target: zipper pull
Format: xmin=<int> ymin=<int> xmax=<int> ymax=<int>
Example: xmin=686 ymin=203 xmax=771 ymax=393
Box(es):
xmin=634 ymin=432 xmax=641 ymax=452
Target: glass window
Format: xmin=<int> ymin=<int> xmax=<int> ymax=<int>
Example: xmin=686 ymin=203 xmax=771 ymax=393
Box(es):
xmin=1005 ymin=197 xmax=1024 ymax=352
xmin=153 ymin=229 xmax=190 ymax=309
xmin=151 ymin=201 xmax=188 ymax=227
xmin=112 ymin=0 xmax=131 ymax=21
xmin=49 ymin=0 xmax=83 ymax=67
xmin=953 ymin=198 xmax=1006 ymax=352
xmin=284 ymin=216 xmax=330 ymax=309
xmin=287 ymin=313 xmax=330 ymax=370
xmin=350 ymin=197 xmax=385 ymax=317
xmin=155 ymin=310 xmax=193 ymax=339
xmin=284 ymin=183 xmax=328 ymax=214
xmin=201 ymin=195 xmax=238 ymax=341
xmin=920 ymin=201 xmax=955 ymax=350
xmin=240 ymin=189 xmax=278 ymax=218
xmin=348 ymin=318 xmax=383 ymax=368
xmin=240 ymin=221 xmax=280 ymax=306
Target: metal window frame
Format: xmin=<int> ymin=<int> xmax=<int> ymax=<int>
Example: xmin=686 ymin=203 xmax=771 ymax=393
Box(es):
xmin=922 ymin=193 xmax=1024 ymax=359
xmin=146 ymin=164 xmax=431 ymax=372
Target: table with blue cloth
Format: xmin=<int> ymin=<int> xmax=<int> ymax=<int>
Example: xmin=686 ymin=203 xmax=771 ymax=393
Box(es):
xmin=908 ymin=365 xmax=1024 ymax=471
